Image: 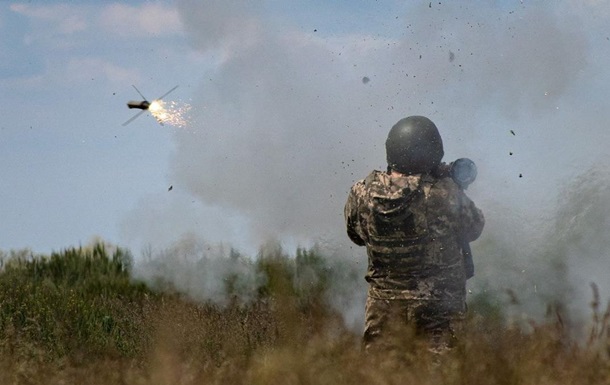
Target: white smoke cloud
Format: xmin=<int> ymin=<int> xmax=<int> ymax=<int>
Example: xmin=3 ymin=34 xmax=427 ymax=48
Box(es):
xmin=551 ymin=168 xmax=610 ymax=323
xmin=177 ymin=0 xmax=263 ymax=62
xmin=168 ymin=1 xmax=591 ymax=242
xmin=135 ymin=233 xmax=266 ymax=305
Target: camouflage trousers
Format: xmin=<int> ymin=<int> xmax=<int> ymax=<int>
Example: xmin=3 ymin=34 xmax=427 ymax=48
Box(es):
xmin=363 ymin=295 xmax=465 ymax=354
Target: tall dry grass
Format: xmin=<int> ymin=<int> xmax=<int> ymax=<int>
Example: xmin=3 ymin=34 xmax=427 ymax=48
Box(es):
xmin=0 ymin=243 xmax=609 ymax=384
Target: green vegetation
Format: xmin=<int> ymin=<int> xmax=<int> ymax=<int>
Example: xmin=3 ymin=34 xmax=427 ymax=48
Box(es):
xmin=0 ymin=242 xmax=608 ymax=384
xmin=0 ymin=244 xmax=152 ymax=359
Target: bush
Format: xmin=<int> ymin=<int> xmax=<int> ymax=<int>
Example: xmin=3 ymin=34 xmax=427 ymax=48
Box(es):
xmin=0 ymin=243 xmax=153 ymax=359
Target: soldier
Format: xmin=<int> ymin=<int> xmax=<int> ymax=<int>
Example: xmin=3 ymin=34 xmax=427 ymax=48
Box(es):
xmin=344 ymin=116 xmax=484 ymax=353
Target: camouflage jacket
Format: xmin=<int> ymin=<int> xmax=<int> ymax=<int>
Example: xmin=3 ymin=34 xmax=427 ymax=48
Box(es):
xmin=344 ymin=170 xmax=484 ymax=301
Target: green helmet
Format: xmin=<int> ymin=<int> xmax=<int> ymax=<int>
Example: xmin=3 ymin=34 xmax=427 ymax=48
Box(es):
xmin=385 ymin=116 xmax=444 ymax=174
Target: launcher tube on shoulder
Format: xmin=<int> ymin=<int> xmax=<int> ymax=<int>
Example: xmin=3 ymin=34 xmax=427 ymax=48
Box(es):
xmin=449 ymin=158 xmax=477 ymax=189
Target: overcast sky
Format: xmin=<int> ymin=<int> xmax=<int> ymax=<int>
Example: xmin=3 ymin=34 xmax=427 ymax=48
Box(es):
xmin=1 ymin=1 xmax=609 ymax=262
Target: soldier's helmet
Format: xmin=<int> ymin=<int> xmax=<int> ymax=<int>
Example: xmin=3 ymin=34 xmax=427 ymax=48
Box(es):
xmin=385 ymin=116 xmax=444 ymax=174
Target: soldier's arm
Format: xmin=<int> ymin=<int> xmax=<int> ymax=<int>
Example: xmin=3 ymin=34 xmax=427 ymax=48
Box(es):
xmin=458 ymin=191 xmax=485 ymax=242
xmin=344 ymin=182 xmax=366 ymax=246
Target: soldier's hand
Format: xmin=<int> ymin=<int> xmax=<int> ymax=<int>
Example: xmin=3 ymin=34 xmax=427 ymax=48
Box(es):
xmin=433 ymin=162 xmax=452 ymax=178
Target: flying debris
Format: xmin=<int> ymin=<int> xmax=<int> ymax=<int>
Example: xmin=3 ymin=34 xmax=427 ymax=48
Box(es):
xmin=123 ymin=85 xmax=179 ymax=126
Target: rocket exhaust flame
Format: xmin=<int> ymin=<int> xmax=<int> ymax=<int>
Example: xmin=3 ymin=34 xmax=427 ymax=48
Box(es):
xmin=148 ymin=99 xmax=192 ymax=128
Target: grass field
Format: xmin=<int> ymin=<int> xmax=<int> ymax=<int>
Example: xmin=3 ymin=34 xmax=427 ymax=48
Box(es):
xmin=0 ymin=242 xmax=609 ymax=384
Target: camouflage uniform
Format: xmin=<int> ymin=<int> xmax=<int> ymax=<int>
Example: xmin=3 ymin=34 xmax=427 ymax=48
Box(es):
xmin=344 ymin=169 xmax=484 ymax=352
